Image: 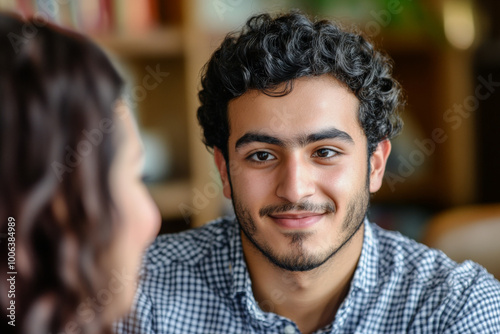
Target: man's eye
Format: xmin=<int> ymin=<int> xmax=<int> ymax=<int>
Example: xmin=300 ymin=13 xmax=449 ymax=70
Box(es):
xmin=248 ymin=151 xmax=276 ymax=162
xmin=313 ymin=148 xmax=337 ymax=158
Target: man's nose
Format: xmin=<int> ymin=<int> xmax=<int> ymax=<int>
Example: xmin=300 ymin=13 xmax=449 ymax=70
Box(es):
xmin=275 ymin=154 xmax=315 ymax=203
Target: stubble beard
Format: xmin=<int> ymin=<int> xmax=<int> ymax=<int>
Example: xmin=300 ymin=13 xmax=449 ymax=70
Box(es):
xmin=232 ymin=183 xmax=370 ymax=272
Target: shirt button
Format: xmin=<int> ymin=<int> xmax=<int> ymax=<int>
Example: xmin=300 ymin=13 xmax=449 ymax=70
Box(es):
xmin=283 ymin=324 xmax=296 ymax=334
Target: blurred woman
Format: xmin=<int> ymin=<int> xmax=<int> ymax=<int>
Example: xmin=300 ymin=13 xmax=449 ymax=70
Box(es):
xmin=0 ymin=12 xmax=160 ymax=333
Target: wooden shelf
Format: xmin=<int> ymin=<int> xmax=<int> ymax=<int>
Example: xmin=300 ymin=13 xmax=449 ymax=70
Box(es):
xmin=93 ymin=26 xmax=184 ymax=58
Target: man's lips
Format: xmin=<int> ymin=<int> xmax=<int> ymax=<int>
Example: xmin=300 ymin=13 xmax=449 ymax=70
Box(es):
xmin=268 ymin=212 xmax=326 ymax=229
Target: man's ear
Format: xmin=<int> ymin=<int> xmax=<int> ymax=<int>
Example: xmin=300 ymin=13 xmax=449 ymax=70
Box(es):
xmin=214 ymin=147 xmax=232 ymax=199
xmin=369 ymin=140 xmax=392 ymax=193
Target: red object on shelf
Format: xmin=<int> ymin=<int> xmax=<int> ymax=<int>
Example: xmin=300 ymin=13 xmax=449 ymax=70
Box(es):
xmin=78 ymin=0 xmax=113 ymax=33
xmin=114 ymin=0 xmax=157 ymax=34
xmin=16 ymin=0 xmax=35 ymax=17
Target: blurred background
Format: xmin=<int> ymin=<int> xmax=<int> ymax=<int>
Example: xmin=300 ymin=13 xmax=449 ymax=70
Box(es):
xmin=2 ymin=0 xmax=499 ymax=276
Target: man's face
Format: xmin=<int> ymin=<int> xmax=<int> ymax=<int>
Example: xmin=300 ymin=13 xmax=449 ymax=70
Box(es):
xmin=215 ymin=75 xmax=389 ymax=272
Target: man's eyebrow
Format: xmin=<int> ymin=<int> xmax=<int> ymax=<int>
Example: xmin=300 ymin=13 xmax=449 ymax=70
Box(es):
xmin=298 ymin=128 xmax=354 ymax=146
xmin=235 ymin=132 xmax=285 ymax=150
xmin=235 ymin=128 xmax=354 ymax=151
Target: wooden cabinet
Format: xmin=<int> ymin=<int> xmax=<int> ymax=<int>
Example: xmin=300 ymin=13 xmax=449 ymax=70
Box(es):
xmin=93 ymin=21 xmax=225 ymax=228
xmin=372 ymin=33 xmax=476 ymax=208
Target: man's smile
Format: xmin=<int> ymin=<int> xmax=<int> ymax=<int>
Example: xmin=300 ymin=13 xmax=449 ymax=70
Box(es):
xmin=268 ymin=212 xmax=326 ymax=229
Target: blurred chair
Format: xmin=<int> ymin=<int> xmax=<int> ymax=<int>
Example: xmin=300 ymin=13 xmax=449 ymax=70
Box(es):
xmin=422 ymin=204 xmax=500 ymax=279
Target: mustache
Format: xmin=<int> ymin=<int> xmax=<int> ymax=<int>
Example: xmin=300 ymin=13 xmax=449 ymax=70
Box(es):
xmin=259 ymin=201 xmax=336 ymax=217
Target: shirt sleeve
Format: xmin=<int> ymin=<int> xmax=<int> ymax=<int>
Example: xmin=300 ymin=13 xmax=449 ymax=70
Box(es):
xmin=443 ymin=268 xmax=500 ymax=334
xmin=113 ymin=287 xmax=154 ymax=334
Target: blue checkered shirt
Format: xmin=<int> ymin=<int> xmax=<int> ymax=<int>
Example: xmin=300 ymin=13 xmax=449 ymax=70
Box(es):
xmin=114 ymin=217 xmax=500 ymax=333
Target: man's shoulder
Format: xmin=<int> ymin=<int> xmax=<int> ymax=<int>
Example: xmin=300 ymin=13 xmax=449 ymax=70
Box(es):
xmin=370 ymin=222 xmax=500 ymax=300
xmin=115 ymin=217 xmax=242 ymax=334
xmin=144 ymin=216 xmax=236 ymax=273
xmin=372 ymin=222 xmax=479 ymax=279
xmin=363 ymin=222 xmax=500 ymax=332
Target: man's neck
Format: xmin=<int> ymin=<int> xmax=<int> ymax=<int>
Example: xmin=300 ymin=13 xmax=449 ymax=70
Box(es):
xmin=241 ymin=225 xmax=364 ymax=334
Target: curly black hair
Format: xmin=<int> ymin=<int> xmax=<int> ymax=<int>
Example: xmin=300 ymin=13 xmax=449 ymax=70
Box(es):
xmin=198 ymin=11 xmax=403 ymax=159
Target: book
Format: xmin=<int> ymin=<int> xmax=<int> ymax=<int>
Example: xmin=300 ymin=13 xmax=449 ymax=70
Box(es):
xmin=114 ymin=0 xmax=155 ymax=34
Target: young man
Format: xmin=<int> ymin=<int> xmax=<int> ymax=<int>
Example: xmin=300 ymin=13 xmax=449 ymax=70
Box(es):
xmin=116 ymin=12 xmax=500 ymax=334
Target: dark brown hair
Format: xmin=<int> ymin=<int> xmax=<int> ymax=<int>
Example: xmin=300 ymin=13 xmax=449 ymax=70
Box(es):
xmin=0 ymin=12 xmax=123 ymax=334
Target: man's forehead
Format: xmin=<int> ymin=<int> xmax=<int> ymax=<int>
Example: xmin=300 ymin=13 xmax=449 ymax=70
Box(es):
xmin=227 ymin=76 xmax=361 ymax=143
xmin=228 ymin=76 xmax=357 ymax=115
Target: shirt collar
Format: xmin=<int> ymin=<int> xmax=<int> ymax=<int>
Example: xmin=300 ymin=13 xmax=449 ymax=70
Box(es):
xmin=228 ymin=216 xmax=250 ymax=297
xmin=228 ymin=217 xmax=279 ymax=326
xmin=349 ymin=218 xmax=379 ymax=291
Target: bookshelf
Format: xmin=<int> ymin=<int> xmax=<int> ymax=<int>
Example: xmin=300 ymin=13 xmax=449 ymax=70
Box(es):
xmin=0 ymin=0 xmax=224 ymax=228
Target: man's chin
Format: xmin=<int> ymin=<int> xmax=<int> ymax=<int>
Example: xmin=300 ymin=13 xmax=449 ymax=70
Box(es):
xmin=264 ymin=252 xmax=329 ymax=272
